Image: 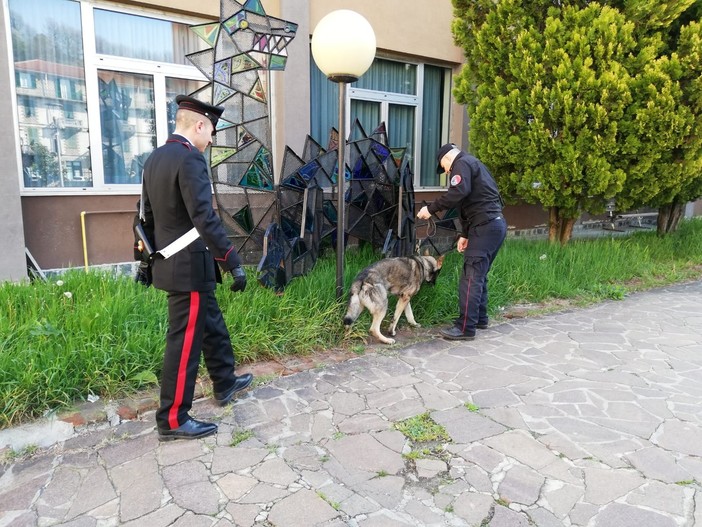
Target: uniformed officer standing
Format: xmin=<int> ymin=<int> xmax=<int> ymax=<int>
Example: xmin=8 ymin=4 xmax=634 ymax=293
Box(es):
xmin=417 ymin=143 xmax=506 ymax=340
xmin=141 ymin=95 xmax=253 ymax=441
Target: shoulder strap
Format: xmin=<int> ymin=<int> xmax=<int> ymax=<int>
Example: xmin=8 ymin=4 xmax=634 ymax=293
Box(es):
xmin=139 ymin=170 xmax=146 ymax=221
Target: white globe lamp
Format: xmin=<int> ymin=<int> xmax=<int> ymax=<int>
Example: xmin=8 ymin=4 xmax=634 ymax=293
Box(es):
xmin=311 ymin=10 xmax=376 ymax=298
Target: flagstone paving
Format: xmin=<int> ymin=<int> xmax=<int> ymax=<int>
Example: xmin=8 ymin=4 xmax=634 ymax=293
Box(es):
xmin=1 ymin=280 xmax=701 ymax=526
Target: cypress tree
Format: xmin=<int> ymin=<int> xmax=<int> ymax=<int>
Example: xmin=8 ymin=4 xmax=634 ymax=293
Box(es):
xmin=452 ymin=0 xmax=702 ymax=241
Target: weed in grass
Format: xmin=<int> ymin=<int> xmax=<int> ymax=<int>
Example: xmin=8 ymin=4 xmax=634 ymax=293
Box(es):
xmin=496 ymin=497 xmax=510 ymax=507
xmin=464 ymin=403 xmax=479 ymax=412
xmin=219 ymin=404 xmax=234 ymax=418
xmin=230 ymin=430 xmax=254 ymax=446
xmin=250 ymin=374 xmax=279 ymax=389
xmin=1 ymin=444 xmax=39 ymax=464
xmin=589 ymin=283 xmax=627 ymax=300
xmin=316 ymin=491 xmax=340 ymax=511
xmin=395 ymin=413 xmax=450 ymax=443
xmin=404 ymin=447 xmax=434 ymax=460
xmin=351 ymin=344 xmax=365 ymax=355
xmin=675 ymin=480 xmax=695 ymax=486
xmin=440 ymin=475 xmax=455 ymax=487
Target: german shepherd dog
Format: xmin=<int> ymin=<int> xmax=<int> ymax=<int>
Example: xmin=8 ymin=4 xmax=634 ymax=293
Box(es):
xmin=343 ymin=254 xmax=445 ymax=344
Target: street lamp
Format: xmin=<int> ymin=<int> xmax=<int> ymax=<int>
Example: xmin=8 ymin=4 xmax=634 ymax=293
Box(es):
xmin=311 ymin=10 xmax=376 ymax=299
xmin=47 ymin=103 xmax=65 ymax=187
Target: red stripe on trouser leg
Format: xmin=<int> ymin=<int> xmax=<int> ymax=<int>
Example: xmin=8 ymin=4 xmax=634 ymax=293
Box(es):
xmin=168 ymin=291 xmax=200 ymax=429
xmin=461 ymin=276 xmax=472 ymax=333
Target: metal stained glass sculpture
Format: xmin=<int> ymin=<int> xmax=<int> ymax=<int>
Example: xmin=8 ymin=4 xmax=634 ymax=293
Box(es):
xmin=184 ymin=0 xmax=457 ymax=291
xmin=258 ymin=120 xmax=424 ymax=290
xmin=186 ymin=0 xmax=297 ymax=263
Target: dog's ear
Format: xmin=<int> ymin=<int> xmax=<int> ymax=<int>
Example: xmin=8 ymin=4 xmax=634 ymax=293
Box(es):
xmin=423 ymin=248 xmax=430 ymax=256
xmin=436 ymin=254 xmax=445 ymax=268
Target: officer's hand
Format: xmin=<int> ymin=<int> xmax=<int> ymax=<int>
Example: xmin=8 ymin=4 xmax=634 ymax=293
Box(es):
xmin=417 ymin=206 xmax=431 ymax=220
xmin=457 ymin=237 xmax=469 ymax=253
xmin=230 ymin=266 xmax=247 ymax=293
xmin=135 ymin=261 xmax=152 ymax=287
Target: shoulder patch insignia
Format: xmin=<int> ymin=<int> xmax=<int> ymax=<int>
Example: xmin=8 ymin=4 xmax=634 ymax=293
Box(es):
xmin=450 ymin=174 xmax=462 ymax=187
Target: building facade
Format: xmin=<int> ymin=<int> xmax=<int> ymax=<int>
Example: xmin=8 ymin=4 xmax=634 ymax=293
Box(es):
xmin=0 ymin=0 xmax=544 ymax=281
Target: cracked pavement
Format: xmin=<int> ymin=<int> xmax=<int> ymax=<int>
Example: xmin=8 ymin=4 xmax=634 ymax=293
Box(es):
xmin=1 ymin=281 xmax=702 ymax=526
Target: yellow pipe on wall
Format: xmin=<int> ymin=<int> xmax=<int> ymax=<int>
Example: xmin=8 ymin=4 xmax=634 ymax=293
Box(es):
xmin=80 ymin=210 xmax=133 ymax=273
xmin=80 ymin=211 xmax=89 ymax=272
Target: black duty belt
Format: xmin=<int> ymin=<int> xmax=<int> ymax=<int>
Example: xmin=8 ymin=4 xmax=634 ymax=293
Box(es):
xmin=471 ymin=214 xmax=502 ymax=228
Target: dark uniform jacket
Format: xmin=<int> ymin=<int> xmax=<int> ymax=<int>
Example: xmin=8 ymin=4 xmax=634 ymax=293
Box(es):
xmin=141 ymin=134 xmax=241 ymax=293
xmin=427 ymin=151 xmax=503 ymax=237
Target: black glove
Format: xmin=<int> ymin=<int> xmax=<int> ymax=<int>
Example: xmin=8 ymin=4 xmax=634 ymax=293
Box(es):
xmin=135 ymin=261 xmax=152 ymax=287
xmin=230 ymin=266 xmax=247 ymax=292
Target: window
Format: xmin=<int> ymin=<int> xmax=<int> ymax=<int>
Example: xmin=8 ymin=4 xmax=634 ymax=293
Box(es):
xmin=9 ymin=0 xmax=208 ymax=192
xmin=94 ymin=9 xmax=205 ymax=64
xmin=98 ymin=70 xmax=155 ymax=184
xmin=10 ymin=0 xmax=89 ymax=189
xmin=69 ymin=160 xmax=84 ymax=181
xmin=16 ymin=72 xmax=36 ymax=89
xmin=20 ymin=96 xmax=34 ymax=118
xmin=310 ymin=57 xmax=450 ymax=188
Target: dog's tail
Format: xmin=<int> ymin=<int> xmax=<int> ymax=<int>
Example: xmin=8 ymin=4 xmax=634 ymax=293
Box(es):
xmin=343 ymin=284 xmax=363 ymax=327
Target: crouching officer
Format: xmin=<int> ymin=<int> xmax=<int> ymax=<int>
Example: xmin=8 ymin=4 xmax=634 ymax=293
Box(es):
xmin=141 ymin=95 xmax=253 ymax=441
xmin=417 ymin=143 xmax=506 ymax=340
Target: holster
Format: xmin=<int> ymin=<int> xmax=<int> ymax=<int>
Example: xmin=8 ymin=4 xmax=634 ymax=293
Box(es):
xmin=133 ymin=205 xmax=155 ymax=263
xmin=134 ymin=222 xmax=154 ymax=259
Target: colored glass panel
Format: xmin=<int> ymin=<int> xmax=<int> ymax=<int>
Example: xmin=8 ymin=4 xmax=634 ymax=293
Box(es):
xmin=231 ymin=54 xmax=259 ymax=73
xmin=210 ymin=146 xmax=238 ymax=167
xmin=191 ymin=23 xmax=220 ymax=47
xmin=214 ymin=60 xmax=231 ymax=84
xmin=249 ymin=79 xmax=266 ymax=103
xmin=243 ymin=0 xmax=266 ymax=15
xmin=232 ymin=204 xmax=254 ymax=233
xmin=223 ymin=12 xmax=248 ymax=35
xmin=213 ymin=82 xmax=235 ymax=105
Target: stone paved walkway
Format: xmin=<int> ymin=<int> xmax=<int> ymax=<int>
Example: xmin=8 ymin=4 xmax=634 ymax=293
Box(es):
xmin=1 ymin=281 xmax=702 ymax=526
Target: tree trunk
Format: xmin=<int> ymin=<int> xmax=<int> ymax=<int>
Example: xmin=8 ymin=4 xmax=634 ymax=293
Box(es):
xmin=559 ymin=217 xmax=576 ymax=245
xmin=548 ymin=206 xmax=559 ymax=243
xmin=548 ymin=206 xmax=577 ymax=245
xmin=657 ymin=201 xmax=685 ymax=235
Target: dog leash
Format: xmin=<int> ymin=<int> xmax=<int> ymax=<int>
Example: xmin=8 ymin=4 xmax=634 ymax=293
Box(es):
xmin=415 ymin=217 xmax=436 ymax=254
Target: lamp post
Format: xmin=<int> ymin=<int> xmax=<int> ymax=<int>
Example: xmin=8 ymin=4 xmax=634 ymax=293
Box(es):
xmin=311 ymin=10 xmax=376 ymax=299
xmin=47 ymin=103 xmax=65 ymax=187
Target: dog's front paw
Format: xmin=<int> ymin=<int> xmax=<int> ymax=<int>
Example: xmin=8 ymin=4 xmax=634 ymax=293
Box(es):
xmin=410 ymin=322 xmax=421 ymax=328
xmin=372 ymin=330 xmax=395 ymax=345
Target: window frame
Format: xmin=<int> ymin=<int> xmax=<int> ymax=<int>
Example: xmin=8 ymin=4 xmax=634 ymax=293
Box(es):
xmin=336 ymin=56 xmax=452 ymax=190
xmin=13 ymin=0 xmax=210 ymax=196
xmin=347 ymin=86 xmax=419 ymax=171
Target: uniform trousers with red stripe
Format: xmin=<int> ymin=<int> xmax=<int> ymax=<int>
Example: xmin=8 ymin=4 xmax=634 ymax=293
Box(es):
xmin=156 ymin=289 xmax=236 ymax=431
xmin=455 ymin=217 xmax=507 ymax=333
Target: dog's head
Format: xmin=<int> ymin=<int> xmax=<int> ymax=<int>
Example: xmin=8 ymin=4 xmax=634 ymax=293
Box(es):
xmin=421 ymin=254 xmax=445 ymax=286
